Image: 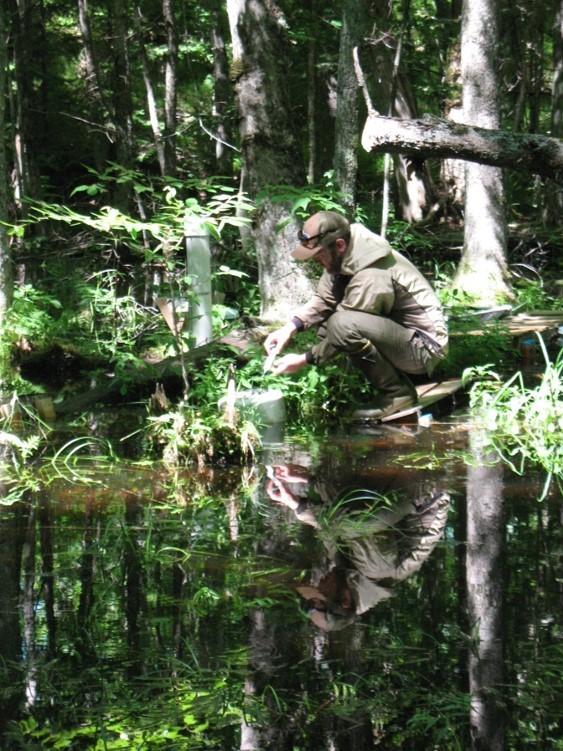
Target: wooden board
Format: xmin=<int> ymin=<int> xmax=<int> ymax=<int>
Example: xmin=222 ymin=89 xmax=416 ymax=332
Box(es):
xmin=377 ymin=378 xmax=466 ymax=424
xmin=505 ymin=312 xmax=563 ymax=337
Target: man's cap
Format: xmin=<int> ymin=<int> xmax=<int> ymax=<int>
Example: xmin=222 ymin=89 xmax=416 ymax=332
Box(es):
xmin=292 ymin=211 xmax=350 ymax=261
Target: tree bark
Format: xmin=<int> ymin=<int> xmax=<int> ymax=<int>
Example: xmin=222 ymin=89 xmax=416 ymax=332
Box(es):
xmin=77 ymin=0 xmax=111 ymax=170
xmin=361 ymin=113 xmax=563 ymax=181
xmin=162 ymin=0 xmax=178 ymax=176
xmin=0 ymin=6 xmax=13 ymax=320
xmin=455 ymin=0 xmax=510 ymax=304
xmin=439 ymin=1 xmax=465 ymax=219
xmin=7 ymin=0 xmax=42 ymax=211
xmin=333 ymin=0 xmax=369 ymax=213
xmin=110 ymin=0 xmax=134 ymax=211
xmin=135 ymin=6 xmax=167 ymax=175
xmin=227 ymin=0 xmax=315 ymax=320
xmin=365 ymin=0 xmax=433 ymax=225
xmin=210 ymin=9 xmax=233 ymax=176
xmin=545 ymin=0 xmax=563 ymax=224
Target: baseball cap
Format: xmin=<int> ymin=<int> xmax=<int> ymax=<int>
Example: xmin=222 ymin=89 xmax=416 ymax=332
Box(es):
xmin=292 ymin=211 xmax=350 ymax=261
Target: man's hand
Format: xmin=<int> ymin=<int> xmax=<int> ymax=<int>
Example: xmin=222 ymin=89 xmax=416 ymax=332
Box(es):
xmin=264 ymin=322 xmax=297 ymax=357
xmin=270 ymin=352 xmax=308 ymax=375
xmin=266 ymin=479 xmax=300 ymax=509
xmin=272 ymin=463 xmax=310 ymax=484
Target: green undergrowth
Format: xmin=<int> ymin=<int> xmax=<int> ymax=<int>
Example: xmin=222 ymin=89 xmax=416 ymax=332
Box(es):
xmin=464 ymin=337 xmax=563 ymax=496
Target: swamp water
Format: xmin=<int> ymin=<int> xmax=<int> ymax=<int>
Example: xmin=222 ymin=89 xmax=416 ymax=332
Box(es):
xmin=0 ymin=409 xmax=561 ymax=750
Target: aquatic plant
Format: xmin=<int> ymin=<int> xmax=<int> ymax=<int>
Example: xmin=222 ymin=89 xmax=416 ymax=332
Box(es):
xmin=145 ymin=401 xmax=260 ymax=467
xmin=464 ymin=337 xmax=563 ymax=494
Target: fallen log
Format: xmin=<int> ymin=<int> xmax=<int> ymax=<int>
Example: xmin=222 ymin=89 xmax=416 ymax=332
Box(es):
xmin=54 ymin=330 xmax=259 ymax=414
xmin=361 ymin=113 xmax=563 ymax=181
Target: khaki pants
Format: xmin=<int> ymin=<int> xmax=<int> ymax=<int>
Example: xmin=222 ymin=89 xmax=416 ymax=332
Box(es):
xmin=320 ymin=309 xmax=442 ymax=377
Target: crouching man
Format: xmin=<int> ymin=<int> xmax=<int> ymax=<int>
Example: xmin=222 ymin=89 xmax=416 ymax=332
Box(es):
xmin=264 ymin=210 xmax=448 ymax=419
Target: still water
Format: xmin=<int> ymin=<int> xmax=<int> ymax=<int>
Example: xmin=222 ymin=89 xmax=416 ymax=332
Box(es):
xmin=0 ymin=410 xmax=561 ymax=750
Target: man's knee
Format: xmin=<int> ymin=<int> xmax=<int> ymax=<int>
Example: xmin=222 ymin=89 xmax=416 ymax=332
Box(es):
xmin=325 ymin=310 xmax=365 ymax=351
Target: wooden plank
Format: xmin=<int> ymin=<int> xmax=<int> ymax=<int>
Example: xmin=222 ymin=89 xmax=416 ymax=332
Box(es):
xmin=416 ymin=378 xmax=464 ymax=406
xmin=358 ymin=378 xmax=466 ymax=424
xmin=505 ymin=312 xmax=563 ymax=337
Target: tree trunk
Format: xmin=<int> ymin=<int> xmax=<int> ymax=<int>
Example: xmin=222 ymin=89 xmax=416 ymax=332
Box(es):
xmin=438 ymin=0 xmax=465 ymax=220
xmin=366 ymin=0 xmax=433 ymax=224
xmin=110 ymin=0 xmax=134 ymax=211
xmin=77 ymin=0 xmax=110 ymax=171
xmin=210 ymin=9 xmax=233 ymax=176
xmin=135 ymin=6 xmax=167 ymax=175
xmin=361 ymin=113 xmax=563 ymax=181
xmin=227 ymin=0 xmax=314 ymax=320
xmin=162 ymin=0 xmax=178 ymax=176
xmin=333 ymin=0 xmax=369 ymax=213
xmin=545 ymin=0 xmax=563 ymax=225
xmin=306 ymin=0 xmax=318 ymax=184
xmin=454 ymin=0 xmax=511 ymax=305
xmin=0 ymin=7 xmax=13 ymax=320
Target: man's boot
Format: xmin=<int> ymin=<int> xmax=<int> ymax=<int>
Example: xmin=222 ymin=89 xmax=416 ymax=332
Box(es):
xmin=349 ymin=342 xmax=418 ymax=420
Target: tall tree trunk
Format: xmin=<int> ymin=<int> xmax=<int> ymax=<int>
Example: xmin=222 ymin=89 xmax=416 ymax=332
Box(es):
xmin=306 ymin=0 xmax=318 ymax=184
xmin=0 ymin=6 xmax=13 ymax=320
xmin=365 ymin=0 xmax=433 ymax=224
xmin=453 ymin=0 xmax=512 ymax=305
xmin=545 ymin=0 xmax=563 ymax=225
xmin=7 ymin=0 xmax=41 ymax=212
xmin=210 ymin=8 xmax=233 ymax=176
xmin=334 ymin=0 xmax=369 ymax=214
xmin=162 ymin=0 xmax=178 ymax=176
xmin=110 ymin=0 xmax=134 ymax=210
xmin=135 ymin=6 xmax=167 ymax=175
xmin=227 ymin=0 xmax=314 ymax=320
xmin=438 ymin=0 xmax=465 ymax=222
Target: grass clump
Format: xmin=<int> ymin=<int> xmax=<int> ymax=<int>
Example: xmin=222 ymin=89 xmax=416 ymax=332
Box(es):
xmin=464 ymin=337 xmax=563 ymax=495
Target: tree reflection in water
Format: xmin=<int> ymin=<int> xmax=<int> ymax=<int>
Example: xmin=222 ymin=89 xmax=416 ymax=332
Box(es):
xmin=0 ymin=423 xmax=561 ymax=750
xmin=466 ymin=436 xmax=507 ymax=751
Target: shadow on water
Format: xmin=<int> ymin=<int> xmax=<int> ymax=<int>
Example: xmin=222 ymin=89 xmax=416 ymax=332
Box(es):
xmin=0 ymin=412 xmax=562 ymax=750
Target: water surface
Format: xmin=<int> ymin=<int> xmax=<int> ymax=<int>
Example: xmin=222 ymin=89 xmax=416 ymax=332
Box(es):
xmin=1 ymin=412 xmax=561 ymax=750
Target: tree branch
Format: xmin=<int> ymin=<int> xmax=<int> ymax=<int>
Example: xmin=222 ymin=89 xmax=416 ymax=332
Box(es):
xmin=361 ymin=113 xmax=563 ymax=181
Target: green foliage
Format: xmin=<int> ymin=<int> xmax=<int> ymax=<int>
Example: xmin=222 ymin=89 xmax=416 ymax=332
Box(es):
xmin=257 ymin=172 xmax=368 ymax=226
xmin=29 ymin=172 xmax=254 ymax=261
xmin=145 ymin=401 xmax=260 ymax=467
xmin=0 ymin=174 xmax=259 ymax=395
xmin=464 ymin=340 xmax=563 ymax=493
xmin=0 ymin=396 xmax=119 ymax=505
xmin=0 ymin=286 xmax=66 ymax=389
xmin=434 ymin=318 xmax=516 ymax=381
xmin=512 ymin=277 xmax=563 ymax=312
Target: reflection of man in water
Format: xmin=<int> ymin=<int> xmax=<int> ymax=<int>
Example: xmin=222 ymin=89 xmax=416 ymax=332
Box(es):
xmin=266 ymin=464 xmax=450 ymax=630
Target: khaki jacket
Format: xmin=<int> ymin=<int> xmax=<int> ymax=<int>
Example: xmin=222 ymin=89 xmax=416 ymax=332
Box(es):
xmin=292 ymin=223 xmax=449 ymax=365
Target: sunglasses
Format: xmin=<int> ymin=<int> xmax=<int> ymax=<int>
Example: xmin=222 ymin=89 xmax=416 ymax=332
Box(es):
xmin=297 ymin=229 xmax=333 ymax=249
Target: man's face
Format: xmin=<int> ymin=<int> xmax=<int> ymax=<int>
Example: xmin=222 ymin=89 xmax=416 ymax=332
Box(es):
xmin=300 ymin=218 xmax=345 ymax=274
xmin=312 ymin=244 xmax=344 ymax=274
